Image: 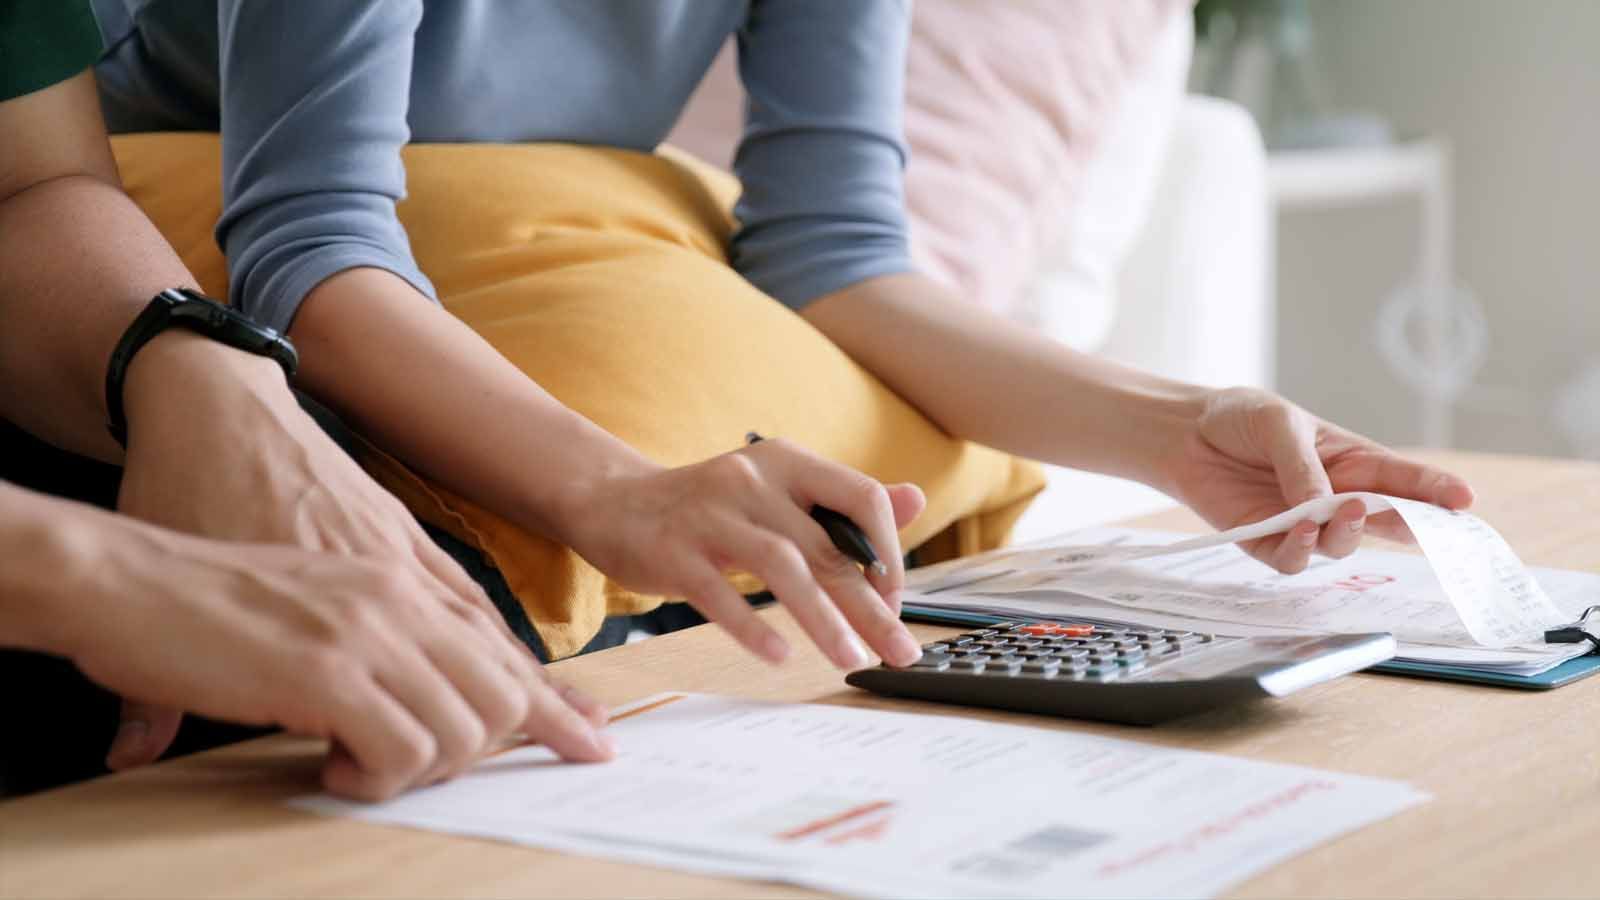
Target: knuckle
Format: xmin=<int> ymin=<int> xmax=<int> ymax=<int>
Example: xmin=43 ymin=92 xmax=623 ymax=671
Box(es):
xmin=716 ymin=453 xmax=764 ymax=491
xmin=298 ymin=647 xmax=359 ymax=687
xmin=489 ymin=688 xmax=532 ymax=737
xmin=393 ymin=730 xmax=439 ymax=778
xmin=848 ymin=474 xmax=888 ymax=507
xmin=808 ymin=540 xmax=859 ymax=580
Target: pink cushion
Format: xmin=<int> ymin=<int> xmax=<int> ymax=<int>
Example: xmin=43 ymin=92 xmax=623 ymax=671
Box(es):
xmin=667 ymin=0 xmax=1187 ymax=313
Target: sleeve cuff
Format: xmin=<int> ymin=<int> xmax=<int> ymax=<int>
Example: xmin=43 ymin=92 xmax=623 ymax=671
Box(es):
xmin=741 ymin=246 xmax=918 ymax=310
xmin=233 ymin=244 xmax=438 ymax=335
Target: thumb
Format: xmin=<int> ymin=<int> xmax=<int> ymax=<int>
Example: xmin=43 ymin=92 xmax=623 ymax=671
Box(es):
xmin=887 ymin=483 xmax=926 ymax=529
xmin=1261 ymin=408 xmax=1333 ymax=506
xmin=106 ymin=701 xmax=184 ymax=771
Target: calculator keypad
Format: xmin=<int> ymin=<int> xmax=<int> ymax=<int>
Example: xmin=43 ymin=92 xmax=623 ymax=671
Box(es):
xmin=907 ymin=622 xmax=1233 ymax=680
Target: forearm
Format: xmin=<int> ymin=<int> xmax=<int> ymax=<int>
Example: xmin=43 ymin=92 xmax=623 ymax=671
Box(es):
xmin=287 ymin=268 xmax=658 ymax=544
xmin=0 ymin=173 xmax=211 ymax=461
xmin=803 ymin=272 xmax=1206 ymax=492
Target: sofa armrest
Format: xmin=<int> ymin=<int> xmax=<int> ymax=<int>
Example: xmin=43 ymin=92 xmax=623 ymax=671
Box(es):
xmin=1098 ymin=95 xmax=1272 ymax=389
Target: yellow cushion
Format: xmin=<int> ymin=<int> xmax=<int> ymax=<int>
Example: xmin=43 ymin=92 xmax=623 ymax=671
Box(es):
xmin=111 ymin=133 xmax=1046 ymax=659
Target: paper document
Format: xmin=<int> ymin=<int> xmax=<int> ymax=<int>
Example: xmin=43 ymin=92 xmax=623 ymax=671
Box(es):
xmin=295 ymin=693 xmax=1426 ymax=899
xmin=908 ymin=492 xmax=1595 ymax=674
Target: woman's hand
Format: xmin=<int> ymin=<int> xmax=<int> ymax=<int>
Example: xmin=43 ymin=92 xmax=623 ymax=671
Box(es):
xmin=109 ymin=332 xmax=517 ymax=767
xmin=52 ymin=517 xmax=613 ymax=802
xmin=556 ymin=437 xmax=927 ymax=670
xmin=1163 ymin=387 xmax=1476 ymax=573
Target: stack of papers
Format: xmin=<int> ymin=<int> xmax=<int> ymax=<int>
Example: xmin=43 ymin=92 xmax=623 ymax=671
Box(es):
xmin=297 ymin=693 xmax=1426 ymax=899
xmin=908 ymin=492 xmax=1598 ymax=678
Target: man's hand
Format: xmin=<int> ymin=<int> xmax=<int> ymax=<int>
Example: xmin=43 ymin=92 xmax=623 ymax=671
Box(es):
xmin=556 ymin=437 xmax=927 ymax=671
xmin=58 ymin=520 xmax=613 ymax=802
xmin=107 ymin=331 xmax=512 ymax=768
xmin=1164 ymin=387 xmax=1477 ymax=573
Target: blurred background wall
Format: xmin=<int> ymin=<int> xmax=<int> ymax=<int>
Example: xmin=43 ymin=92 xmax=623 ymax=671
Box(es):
xmin=1213 ymin=0 xmax=1599 ymax=457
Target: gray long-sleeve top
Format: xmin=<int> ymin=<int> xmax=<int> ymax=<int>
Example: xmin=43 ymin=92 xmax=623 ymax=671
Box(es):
xmin=91 ymin=0 xmax=913 ymax=333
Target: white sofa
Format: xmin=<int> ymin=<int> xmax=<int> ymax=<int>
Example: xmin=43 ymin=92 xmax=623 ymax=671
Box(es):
xmin=1008 ymin=19 xmax=1271 ymax=543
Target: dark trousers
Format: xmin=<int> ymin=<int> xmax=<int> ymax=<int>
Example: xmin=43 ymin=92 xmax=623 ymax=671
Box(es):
xmin=0 ymin=408 xmax=710 ymax=797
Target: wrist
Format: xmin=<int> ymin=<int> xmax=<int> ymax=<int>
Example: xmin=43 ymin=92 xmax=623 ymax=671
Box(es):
xmin=539 ymin=442 xmax=665 ymax=549
xmin=121 ymin=330 xmax=302 ymax=448
xmin=1113 ymin=379 xmax=1210 ymax=495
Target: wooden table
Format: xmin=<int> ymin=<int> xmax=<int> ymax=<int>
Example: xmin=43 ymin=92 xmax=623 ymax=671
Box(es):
xmin=4 ymin=451 xmax=1599 ymax=898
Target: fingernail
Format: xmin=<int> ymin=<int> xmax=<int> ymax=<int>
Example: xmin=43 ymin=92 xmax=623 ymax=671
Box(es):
xmin=839 ymin=636 xmax=871 ymax=670
xmin=890 ymin=631 xmax=923 ymax=667
xmin=1299 ymin=526 xmax=1318 ymax=546
xmin=107 ymin=719 xmax=148 ymax=768
xmin=593 ymin=731 xmax=619 ymax=757
xmin=1347 ymin=517 xmax=1364 ymax=533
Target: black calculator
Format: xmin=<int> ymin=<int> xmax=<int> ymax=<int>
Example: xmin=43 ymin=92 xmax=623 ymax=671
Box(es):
xmin=845 ymin=621 xmax=1396 ymax=725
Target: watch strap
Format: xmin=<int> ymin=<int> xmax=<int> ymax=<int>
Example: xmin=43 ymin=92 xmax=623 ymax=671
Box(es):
xmin=105 ymin=289 xmax=298 ymax=447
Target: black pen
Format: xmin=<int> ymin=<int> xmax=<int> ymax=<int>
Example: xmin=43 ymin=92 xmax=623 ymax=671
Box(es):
xmin=745 ymin=432 xmax=888 ymax=576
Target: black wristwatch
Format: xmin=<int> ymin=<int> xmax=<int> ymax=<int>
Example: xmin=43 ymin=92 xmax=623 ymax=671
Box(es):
xmin=105 ymin=288 xmax=299 ymax=446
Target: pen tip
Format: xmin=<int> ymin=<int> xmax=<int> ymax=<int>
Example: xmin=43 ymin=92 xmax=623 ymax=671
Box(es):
xmin=871 ymin=561 xmax=888 ymax=577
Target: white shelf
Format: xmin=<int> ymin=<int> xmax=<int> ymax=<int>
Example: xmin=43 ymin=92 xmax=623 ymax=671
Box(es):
xmin=1269 ymin=139 xmax=1447 ymax=209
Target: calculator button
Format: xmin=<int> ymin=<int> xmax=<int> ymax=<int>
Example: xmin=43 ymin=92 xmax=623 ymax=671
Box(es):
xmin=908 ymin=653 xmax=954 ymax=669
xmin=1020 ymin=660 xmax=1059 ymax=675
xmin=968 ymin=629 xmax=999 ymax=638
xmin=922 ymin=643 xmax=950 ymax=654
xmin=1049 ymin=649 xmax=1090 ymax=662
xmin=942 ymin=635 xmax=973 ymax=647
xmin=983 ymin=663 xmax=1021 ymax=677
xmin=1005 ymin=638 xmax=1044 ymax=650
xmin=1082 ymin=667 xmax=1120 ymax=681
xmin=987 ymin=654 xmax=1022 ymax=666
xmin=950 ymin=659 xmax=986 ymax=672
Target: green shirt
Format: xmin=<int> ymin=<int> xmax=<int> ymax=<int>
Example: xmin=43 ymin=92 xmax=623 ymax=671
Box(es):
xmin=0 ymin=1 xmax=103 ymax=101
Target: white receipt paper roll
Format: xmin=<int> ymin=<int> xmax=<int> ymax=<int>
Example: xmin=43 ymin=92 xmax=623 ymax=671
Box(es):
xmin=1060 ymin=493 xmax=1566 ymax=649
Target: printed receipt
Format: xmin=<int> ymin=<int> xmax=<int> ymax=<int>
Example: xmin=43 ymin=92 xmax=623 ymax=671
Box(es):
xmin=915 ymin=492 xmax=1567 ymax=649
